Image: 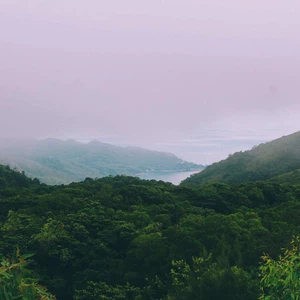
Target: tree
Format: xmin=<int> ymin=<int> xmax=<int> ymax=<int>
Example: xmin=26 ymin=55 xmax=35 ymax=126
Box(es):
xmin=165 ymin=255 xmax=258 ymax=300
xmin=0 ymin=248 xmax=55 ymax=299
xmin=259 ymin=236 xmax=300 ymax=300
xmin=74 ymin=282 xmax=143 ymax=300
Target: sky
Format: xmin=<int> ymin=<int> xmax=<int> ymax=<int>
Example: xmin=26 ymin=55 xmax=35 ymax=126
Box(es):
xmin=1 ymin=0 xmax=300 ymax=164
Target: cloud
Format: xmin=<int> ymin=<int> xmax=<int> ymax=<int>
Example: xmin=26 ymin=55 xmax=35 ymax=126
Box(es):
xmin=1 ymin=0 xmax=300 ymax=163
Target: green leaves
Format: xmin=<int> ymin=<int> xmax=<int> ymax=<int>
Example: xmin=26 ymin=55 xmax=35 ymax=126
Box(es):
xmin=0 ymin=249 xmax=55 ymax=300
xmin=74 ymin=282 xmax=143 ymax=300
xmin=259 ymin=236 xmax=300 ymax=300
xmin=165 ymin=254 xmax=258 ymax=300
xmin=1 ymin=164 xmax=300 ymax=299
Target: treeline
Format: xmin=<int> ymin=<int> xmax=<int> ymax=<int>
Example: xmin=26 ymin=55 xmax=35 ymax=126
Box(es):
xmin=182 ymin=130 xmax=300 ymax=187
xmin=0 ymin=165 xmax=300 ymax=299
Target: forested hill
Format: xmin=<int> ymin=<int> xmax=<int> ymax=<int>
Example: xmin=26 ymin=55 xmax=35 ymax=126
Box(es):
xmin=0 ymin=164 xmax=39 ymax=189
xmin=0 ymin=138 xmax=203 ymax=184
xmin=1 ymin=164 xmax=300 ymax=299
xmin=182 ymin=130 xmax=300 ymax=187
xmin=269 ymin=168 xmax=300 ymax=185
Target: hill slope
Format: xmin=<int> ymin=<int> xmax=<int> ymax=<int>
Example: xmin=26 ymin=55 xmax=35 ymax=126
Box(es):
xmin=269 ymin=168 xmax=300 ymax=185
xmin=182 ymin=131 xmax=300 ymax=187
xmin=0 ymin=164 xmax=38 ymax=189
xmin=0 ymin=138 xmax=203 ymax=184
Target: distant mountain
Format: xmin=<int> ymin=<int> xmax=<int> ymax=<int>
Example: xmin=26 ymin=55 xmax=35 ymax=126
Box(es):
xmin=0 ymin=138 xmax=204 ymax=184
xmin=182 ymin=131 xmax=300 ymax=187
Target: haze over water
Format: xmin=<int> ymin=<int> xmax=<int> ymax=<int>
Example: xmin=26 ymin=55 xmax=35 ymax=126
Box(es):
xmin=137 ymin=171 xmax=200 ymax=185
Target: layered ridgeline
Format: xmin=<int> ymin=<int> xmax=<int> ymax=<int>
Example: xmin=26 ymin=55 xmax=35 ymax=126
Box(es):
xmin=182 ymin=130 xmax=300 ymax=187
xmin=0 ymin=138 xmax=203 ymax=184
xmin=1 ymin=164 xmax=300 ymax=299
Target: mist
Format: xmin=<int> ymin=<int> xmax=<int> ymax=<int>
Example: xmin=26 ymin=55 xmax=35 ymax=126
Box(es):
xmin=1 ymin=0 xmax=300 ymax=164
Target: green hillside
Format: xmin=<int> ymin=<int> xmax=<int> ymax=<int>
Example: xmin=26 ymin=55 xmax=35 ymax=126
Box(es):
xmin=269 ymin=168 xmax=300 ymax=185
xmin=182 ymin=131 xmax=300 ymax=187
xmin=0 ymin=164 xmax=39 ymax=189
xmin=0 ymin=138 xmax=203 ymax=184
xmin=1 ymin=164 xmax=300 ymax=299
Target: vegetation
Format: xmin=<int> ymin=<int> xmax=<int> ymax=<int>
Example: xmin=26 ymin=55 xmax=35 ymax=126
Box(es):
xmin=0 ymin=138 xmax=203 ymax=184
xmin=1 ymin=163 xmax=300 ymax=299
xmin=259 ymin=236 xmax=300 ymax=300
xmin=182 ymin=131 xmax=300 ymax=187
xmin=0 ymin=248 xmax=55 ymax=299
xmin=269 ymin=168 xmax=300 ymax=185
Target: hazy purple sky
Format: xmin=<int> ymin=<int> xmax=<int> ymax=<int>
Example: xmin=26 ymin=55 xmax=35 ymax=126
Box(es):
xmin=1 ymin=1 xmax=300 ymax=164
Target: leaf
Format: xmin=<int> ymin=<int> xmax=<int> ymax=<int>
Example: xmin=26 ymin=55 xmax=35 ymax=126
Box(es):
xmin=22 ymin=253 xmax=35 ymax=260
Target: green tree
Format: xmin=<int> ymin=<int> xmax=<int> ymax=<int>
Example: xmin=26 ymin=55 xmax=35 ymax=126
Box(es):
xmin=74 ymin=282 xmax=143 ymax=300
xmin=165 ymin=255 xmax=258 ymax=300
xmin=259 ymin=236 xmax=300 ymax=300
xmin=0 ymin=248 xmax=55 ymax=300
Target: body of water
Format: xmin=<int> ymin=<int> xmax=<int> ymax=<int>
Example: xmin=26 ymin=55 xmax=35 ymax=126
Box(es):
xmin=136 ymin=170 xmax=200 ymax=185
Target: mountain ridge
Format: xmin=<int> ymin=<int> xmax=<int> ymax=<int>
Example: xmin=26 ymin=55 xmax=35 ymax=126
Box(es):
xmin=0 ymin=138 xmax=204 ymax=185
xmin=182 ymin=130 xmax=300 ymax=187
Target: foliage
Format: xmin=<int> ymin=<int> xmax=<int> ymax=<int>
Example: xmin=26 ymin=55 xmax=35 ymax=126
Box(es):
xmin=74 ymin=282 xmax=143 ymax=300
xmin=1 ymin=164 xmax=300 ymax=299
xmin=259 ymin=236 xmax=300 ymax=300
xmin=0 ymin=248 xmax=55 ymax=300
xmin=165 ymin=255 xmax=258 ymax=300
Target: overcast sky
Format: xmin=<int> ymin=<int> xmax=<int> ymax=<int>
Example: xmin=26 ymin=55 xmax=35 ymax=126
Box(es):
xmin=1 ymin=1 xmax=300 ymax=164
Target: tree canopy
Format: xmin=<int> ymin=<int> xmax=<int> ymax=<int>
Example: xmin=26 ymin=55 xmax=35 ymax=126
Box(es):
xmin=1 ymin=164 xmax=300 ymax=299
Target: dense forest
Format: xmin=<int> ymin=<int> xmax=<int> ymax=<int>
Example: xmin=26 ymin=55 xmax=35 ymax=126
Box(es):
xmin=1 ymin=163 xmax=300 ymax=299
xmin=183 ymin=131 xmax=300 ymax=187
